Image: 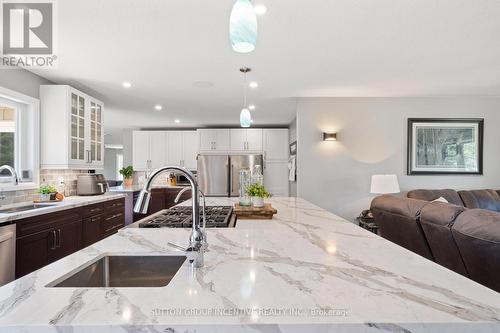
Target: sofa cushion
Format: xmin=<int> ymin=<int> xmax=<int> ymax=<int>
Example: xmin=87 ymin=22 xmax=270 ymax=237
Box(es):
xmin=371 ymin=195 xmax=433 ymax=260
xmin=452 ymin=209 xmax=500 ymax=292
xmin=419 ymin=202 xmax=468 ymax=276
xmin=407 ymin=189 xmax=464 ymax=206
xmin=458 ymin=190 xmax=500 ymax=212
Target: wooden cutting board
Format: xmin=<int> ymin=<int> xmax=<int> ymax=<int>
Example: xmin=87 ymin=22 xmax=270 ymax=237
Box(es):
xmin=233 ymin=203 xmax=277 ymax=220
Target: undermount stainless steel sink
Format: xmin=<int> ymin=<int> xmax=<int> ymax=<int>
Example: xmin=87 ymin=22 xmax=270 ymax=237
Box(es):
xmin=0 ymin=204 xmax=57 ymax=214
xmin=47 ymin=255 xmax=187 ymax=288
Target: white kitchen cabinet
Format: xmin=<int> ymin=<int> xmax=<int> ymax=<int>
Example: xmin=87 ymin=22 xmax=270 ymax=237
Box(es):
xmin=230 ymin=129 xmax=262 ymax=152
xmin=197 ymin=129 xmax=230 ymax=152
xmin=40 ymin=85 xmax=104 ymax=170
xmin=264 ymin=161 xmax=290 ymax=197
xmin=263 ymin=129 xmax=289 ymax=160
xmin=165 ymin=131 xmax=198 ymax=170
xmin=182 ymin=131 xmax=198 ymax=170
xmin=263 ymin=129 xmax=289 ymax=197
xmin=149 ymin=132 xmax=167 ymax=169
xmin=132 ymin=131 xmax=166 ymax=171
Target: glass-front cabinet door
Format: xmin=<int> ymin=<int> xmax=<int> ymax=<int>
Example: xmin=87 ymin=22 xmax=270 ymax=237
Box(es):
xmin=90 ymin=101 xmax=103 ymax=165
xmin=70 ymin=93 xmax=86 ymax=163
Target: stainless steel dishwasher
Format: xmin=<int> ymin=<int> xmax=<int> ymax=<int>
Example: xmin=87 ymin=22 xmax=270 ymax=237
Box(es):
xmin=0 ymin=224 xmax=16 ymax=286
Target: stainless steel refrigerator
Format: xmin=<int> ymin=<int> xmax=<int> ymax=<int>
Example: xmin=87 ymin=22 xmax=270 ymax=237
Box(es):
xmin=197 ymin=154 xmax=263 ymax=197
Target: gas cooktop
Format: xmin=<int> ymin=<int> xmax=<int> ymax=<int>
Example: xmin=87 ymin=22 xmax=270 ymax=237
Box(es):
xmin=138 ymin=206 xmax=233 ymax=228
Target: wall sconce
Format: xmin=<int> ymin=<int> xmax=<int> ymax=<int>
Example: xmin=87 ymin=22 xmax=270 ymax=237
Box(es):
xmin=323 ymin=132 xmax=337 ymax=141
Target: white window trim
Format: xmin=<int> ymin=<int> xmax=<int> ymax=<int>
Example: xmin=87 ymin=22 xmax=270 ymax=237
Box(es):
xmin=0 ymin=86 xmax=40 ymax=192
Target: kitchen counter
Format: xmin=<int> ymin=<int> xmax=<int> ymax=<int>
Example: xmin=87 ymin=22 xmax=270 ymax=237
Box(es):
xmin=0 ymin=193 xmax=127 ymax=226
xmin=109 ymin=184 xmax=187 ymax=192
xmin=0 ymin=197 xmax=499 ymax=332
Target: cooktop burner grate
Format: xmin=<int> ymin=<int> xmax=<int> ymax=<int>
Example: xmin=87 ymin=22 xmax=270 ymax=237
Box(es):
xmin=138 ymin=206 xmax=233 ymax=228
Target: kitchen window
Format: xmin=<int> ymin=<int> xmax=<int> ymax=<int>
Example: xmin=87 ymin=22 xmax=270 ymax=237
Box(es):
xmin=0 ymin=87 xmax=40 ymax=191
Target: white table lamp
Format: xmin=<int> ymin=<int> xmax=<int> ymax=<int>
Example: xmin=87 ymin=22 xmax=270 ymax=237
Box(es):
xmin=370 ymin=175 xmax=400 ymax=194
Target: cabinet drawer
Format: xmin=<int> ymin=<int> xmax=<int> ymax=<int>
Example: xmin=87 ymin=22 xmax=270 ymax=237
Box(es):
xmin=82 ymin=203 xmax=104 ymax=217
xmin=17 ymin=212 xmax=82 ymax=238
xmin=105 ymin=199 xmax=125 ymax=211
xmin=101 ymin=211 xmax=125 ymax=236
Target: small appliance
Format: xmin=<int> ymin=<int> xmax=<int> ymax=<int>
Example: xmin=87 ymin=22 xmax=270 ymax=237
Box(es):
xmin=77 ymin=174 xmax=109 ymax=196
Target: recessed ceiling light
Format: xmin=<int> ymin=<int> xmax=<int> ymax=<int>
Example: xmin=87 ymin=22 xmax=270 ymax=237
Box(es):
xmin=248 ymin=104 xmax=256 ymax=110
xmin=122 ymin=82 xmax=132 ymax=88
xmin=249 ymin=81 xmax=258 ymax=89
xmin=254 ymin=5 xmax=267 ymax=15
xmin=154 ymin=105 xmax=162 ymax=111
xmin=174 ymin=119 xmax=181 ymax=124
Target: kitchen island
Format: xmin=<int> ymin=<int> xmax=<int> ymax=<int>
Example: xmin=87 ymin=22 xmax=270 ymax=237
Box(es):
xmin=0 ymin=197 xmax=498 ymax=332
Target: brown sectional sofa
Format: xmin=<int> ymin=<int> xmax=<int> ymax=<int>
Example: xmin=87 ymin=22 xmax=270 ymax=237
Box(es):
xmin=371 ymin=189 xmax=500 ymax=292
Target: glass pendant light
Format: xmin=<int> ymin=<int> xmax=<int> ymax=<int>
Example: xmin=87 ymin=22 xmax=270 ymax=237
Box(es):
xmin=240 ymin=67 xmax=253 ymax=127
xmin=230 ymin=0 xmax=258 ymax=53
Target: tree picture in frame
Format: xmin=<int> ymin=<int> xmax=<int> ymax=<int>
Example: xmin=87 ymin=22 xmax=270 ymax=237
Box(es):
xmin=407 ymin=118 xmax=484 ymax=175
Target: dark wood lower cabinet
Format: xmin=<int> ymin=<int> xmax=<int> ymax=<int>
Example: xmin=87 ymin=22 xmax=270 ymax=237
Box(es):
xmin=15 ymin=198 xmax=125 ymax=279
xmin=133 ymin=187 xmax=191 ymax=222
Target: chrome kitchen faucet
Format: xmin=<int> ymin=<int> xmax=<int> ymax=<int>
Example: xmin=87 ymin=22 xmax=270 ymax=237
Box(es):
xmin=134 ymin=166 xmax=205 ymax=267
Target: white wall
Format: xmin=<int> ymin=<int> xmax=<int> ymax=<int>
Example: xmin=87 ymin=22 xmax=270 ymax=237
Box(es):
xmin=0 ymin=69 xmax=53 ymax=98
xmin=296 ymin=97 xmax=500 ymax=220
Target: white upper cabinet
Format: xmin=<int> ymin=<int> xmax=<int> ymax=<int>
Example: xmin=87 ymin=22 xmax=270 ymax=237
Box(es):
xmin=132 ymin=131 xmax=150 ymax=171
xmin=165 ymin=131 xmax=198 ymax=170
xmin=198 ymin=129 xmax=230 ymax=152
xmin=149 ymin=131 xmax=167 ymax=169
xmin=230 ymin=129 xmax=263 ymax=152
xmin=40 ymin=85 xmax=104 ymax=170
xmin=182 ymin=131 xmax=198 ymax=170
xmin=132 ymin=131 xmax=166 ymax=171
xmin=263 ymin=129 xmax=289 ymax=160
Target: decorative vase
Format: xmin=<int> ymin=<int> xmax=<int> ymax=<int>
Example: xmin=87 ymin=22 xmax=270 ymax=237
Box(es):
xmin=39 ymin=194 xmax=50 ymax=202
xmin=252 ymin=196 xmax=264 ymax=208
xmin=124 ymin=178 xmax=133 ymax=187
xmin=49 ymin=192 xmax=57 ymax=201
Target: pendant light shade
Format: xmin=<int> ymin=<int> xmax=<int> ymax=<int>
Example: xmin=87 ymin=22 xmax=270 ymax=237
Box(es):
xmin=230 ymin=0 xmax=258 ymax=53
xmin=240 ymin=108 xmax=252 ymax=127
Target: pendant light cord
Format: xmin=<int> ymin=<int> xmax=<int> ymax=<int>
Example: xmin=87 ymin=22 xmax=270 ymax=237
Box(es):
xmin=243 ymin=71 xmax=247 ymax=108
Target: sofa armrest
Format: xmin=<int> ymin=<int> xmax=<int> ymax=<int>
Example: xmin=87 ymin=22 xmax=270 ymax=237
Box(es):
xmin=370 ymin=195 xmax=428 ymax=218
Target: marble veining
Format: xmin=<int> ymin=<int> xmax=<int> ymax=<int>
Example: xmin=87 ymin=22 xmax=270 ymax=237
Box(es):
xmin=0 ymin=197 xmax=499 ymax=333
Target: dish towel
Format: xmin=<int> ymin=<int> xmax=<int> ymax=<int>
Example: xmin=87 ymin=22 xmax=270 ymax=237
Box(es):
xmin=288 ymin=156 xmax=296 ymax=182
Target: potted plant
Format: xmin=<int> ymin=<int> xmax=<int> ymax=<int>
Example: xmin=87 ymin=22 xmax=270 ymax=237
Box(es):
xmin=246 ymin=183 xmax=271 ymax=208
xmin=119 ymin=166 xmax=134 ymax=187
xmin=39 ymin=185 xmax=58 ymax=201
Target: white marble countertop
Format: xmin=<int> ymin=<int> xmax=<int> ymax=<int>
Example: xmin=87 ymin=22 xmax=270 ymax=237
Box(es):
xmin=0 ymin=197 xmax=498 ymax=332
xmin=0 ymin=193 xmax=127 ymax=225
xmin=109 ymin=184 xmax=187 ymax=192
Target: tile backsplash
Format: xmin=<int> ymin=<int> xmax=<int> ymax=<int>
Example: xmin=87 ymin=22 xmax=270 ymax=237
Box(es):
xmin=1 ymin=169 xmax=88 ymax=205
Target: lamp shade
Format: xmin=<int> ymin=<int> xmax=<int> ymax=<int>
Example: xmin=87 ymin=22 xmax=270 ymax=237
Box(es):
xmin=240 ymin=108 xmax=252 ymax=127
xmin=370 ymin=175 xmax=400 ymax=194
xmin=229 ymin=0 xmax=258 ymax=53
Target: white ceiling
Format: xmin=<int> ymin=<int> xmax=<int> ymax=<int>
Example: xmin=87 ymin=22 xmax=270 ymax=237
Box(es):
xmin=32 ymin=0 xmax=500 ymax=134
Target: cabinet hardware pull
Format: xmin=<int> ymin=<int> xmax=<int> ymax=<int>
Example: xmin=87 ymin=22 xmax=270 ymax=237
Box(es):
xmin=50 ymin=230 xmax=57 ymax=250
xmin=56 ymin=229 xmax=62 ymax=248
